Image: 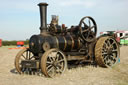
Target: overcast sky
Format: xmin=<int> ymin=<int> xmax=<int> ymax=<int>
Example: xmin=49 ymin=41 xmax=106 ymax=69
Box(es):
xmin=0 ymin=0 xmax=128 ymax=40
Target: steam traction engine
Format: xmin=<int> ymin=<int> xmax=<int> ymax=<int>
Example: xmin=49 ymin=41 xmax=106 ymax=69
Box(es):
xmin=15 ymin=3 xmax=120 ymax=77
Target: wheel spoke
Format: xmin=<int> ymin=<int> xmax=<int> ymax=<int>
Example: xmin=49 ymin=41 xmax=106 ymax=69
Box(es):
xmin=49 ymin=67 xmax=56 ymax=77
xmin=110 ymin=41 xmax=115 ymax=47
xmin=46 ymin=61 xmax=52 ymax=64
xmin=109 ymin=55 xmax=116 ymax=65
xmin=107 ymin=39 xmax=111 ymax=47
xmin=83 ymin=29 xmax=89 ymax=33
xmin=104 ymin=42 xmax=109 ymax=49
xmin=102 ymin=48 xmax=107 ymax=53
xmin=112 ymin=49 xmax=118 ymax=53
xmin=47 ymin=64 xmax=53 ymax=70
xmin=57 ymin=59 xmax=64 ymax=64
xmin=55 ymin=53 xmax=60 ymax=61
xmin=86 ymin=31 xmax=90 ymax=39
xmin=83 ymin=22 xmax=88 ymax=27
xmin=47 ymin=66 xmax=54 ymax=73
xmin=88 ymin=19 xmax=91 ymax=27
xmin=56 ymin=67 xmax=63 ymax=73
xmin=48 ymin=56 xmax=54 ymax=62
xmin=111 ymin=57 xmax=116 ymax=62
xmin=102 ymin=52 xmax=108 ymax=55
xmin=29 ymin=56 xmax=34 ymax=60
xmin=26 ymin=51 xmax=28 ymax=60
xmin=104 ymin=55 xmax=108 ymax=60
xmin=28 ymin=52 xmax=31 ymax=60
xmin=22 ymin=54 xmax=26 ymax=59
xmin=90 ymin=25 xmax=95 ymax=29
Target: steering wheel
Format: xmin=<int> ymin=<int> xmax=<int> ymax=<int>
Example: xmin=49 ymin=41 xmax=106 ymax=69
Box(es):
xmin=79 ymin=16 xmax=97 ymax=42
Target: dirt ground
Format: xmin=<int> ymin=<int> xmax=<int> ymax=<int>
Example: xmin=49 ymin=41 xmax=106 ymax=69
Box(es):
xmin=0 ymin=46 xmax=128 ymax=85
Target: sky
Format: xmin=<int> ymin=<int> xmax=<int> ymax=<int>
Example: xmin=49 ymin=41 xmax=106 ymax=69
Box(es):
xmin=0 ymin=0 xmax=128 ymax=40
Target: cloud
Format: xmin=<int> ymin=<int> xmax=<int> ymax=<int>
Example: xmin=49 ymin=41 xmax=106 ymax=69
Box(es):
xmin=58 ymin=0 xmax=96 ymax=8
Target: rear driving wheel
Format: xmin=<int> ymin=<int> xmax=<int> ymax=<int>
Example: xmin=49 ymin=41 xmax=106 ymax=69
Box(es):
xmin=95 ymin=37 xmax=120 ymax=67
xmin=41 ymin=49 xmax=67 ymax=77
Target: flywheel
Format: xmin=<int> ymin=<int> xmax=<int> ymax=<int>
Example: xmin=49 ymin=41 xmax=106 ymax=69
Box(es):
xmin=79 ymin=16 xmax=97 ymax=42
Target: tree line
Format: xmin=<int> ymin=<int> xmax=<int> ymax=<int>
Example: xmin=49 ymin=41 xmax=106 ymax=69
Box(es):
xmin=2 ymin=40 xmax=29 ymax=46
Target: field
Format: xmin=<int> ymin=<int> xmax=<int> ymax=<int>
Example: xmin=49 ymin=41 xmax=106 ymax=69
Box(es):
xmin=0 ymin=46 xmax=128 ymax=85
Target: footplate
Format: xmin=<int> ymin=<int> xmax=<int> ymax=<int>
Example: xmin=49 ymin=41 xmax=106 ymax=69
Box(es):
xmin=21 ymin=60 xmax=39 ymax=69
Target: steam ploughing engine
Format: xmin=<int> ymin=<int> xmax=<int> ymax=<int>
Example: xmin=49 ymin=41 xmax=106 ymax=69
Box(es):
xmin=15 ymin=3 xmax=120 ymax=77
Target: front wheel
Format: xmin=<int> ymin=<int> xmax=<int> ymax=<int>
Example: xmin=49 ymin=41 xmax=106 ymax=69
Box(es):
xmin=41 ymin=49 xmax=67 ymax=78
xmin=15 ymin=48 xmax=35 ymax=74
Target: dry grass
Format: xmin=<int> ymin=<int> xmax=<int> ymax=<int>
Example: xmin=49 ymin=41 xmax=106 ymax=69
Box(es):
xmin=0 ymin=46 xmax=128 ymax=85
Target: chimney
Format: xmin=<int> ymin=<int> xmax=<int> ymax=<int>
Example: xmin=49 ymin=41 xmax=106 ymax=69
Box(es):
xmin=38 ymin=3 xmax=48 ymax=33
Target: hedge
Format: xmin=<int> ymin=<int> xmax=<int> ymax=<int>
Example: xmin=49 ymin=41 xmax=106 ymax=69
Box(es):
xmin=2 ymin=40 xmax=29 ymax=46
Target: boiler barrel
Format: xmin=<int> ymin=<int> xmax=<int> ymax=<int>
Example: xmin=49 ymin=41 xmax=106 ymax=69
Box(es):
xmin=29 ymin=34 xmax=82 ymax=54
xmin=50 ymin=34 xmax=82 ymax=51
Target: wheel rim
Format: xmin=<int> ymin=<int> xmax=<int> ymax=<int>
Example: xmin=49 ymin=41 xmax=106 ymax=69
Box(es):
xmin=41 ymin=49 xmax=67 ymax=77
xmin=15 ymin=48 xmax=35 ymax=74
xmin=102 ymin=38 xmax=119 ymax=67
xmin=79 ymin=16 xmax=97 ymax=42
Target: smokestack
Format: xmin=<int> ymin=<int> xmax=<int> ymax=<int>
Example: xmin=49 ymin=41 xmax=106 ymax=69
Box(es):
xmin=38 ymin=3 xmax=48 ymax=33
